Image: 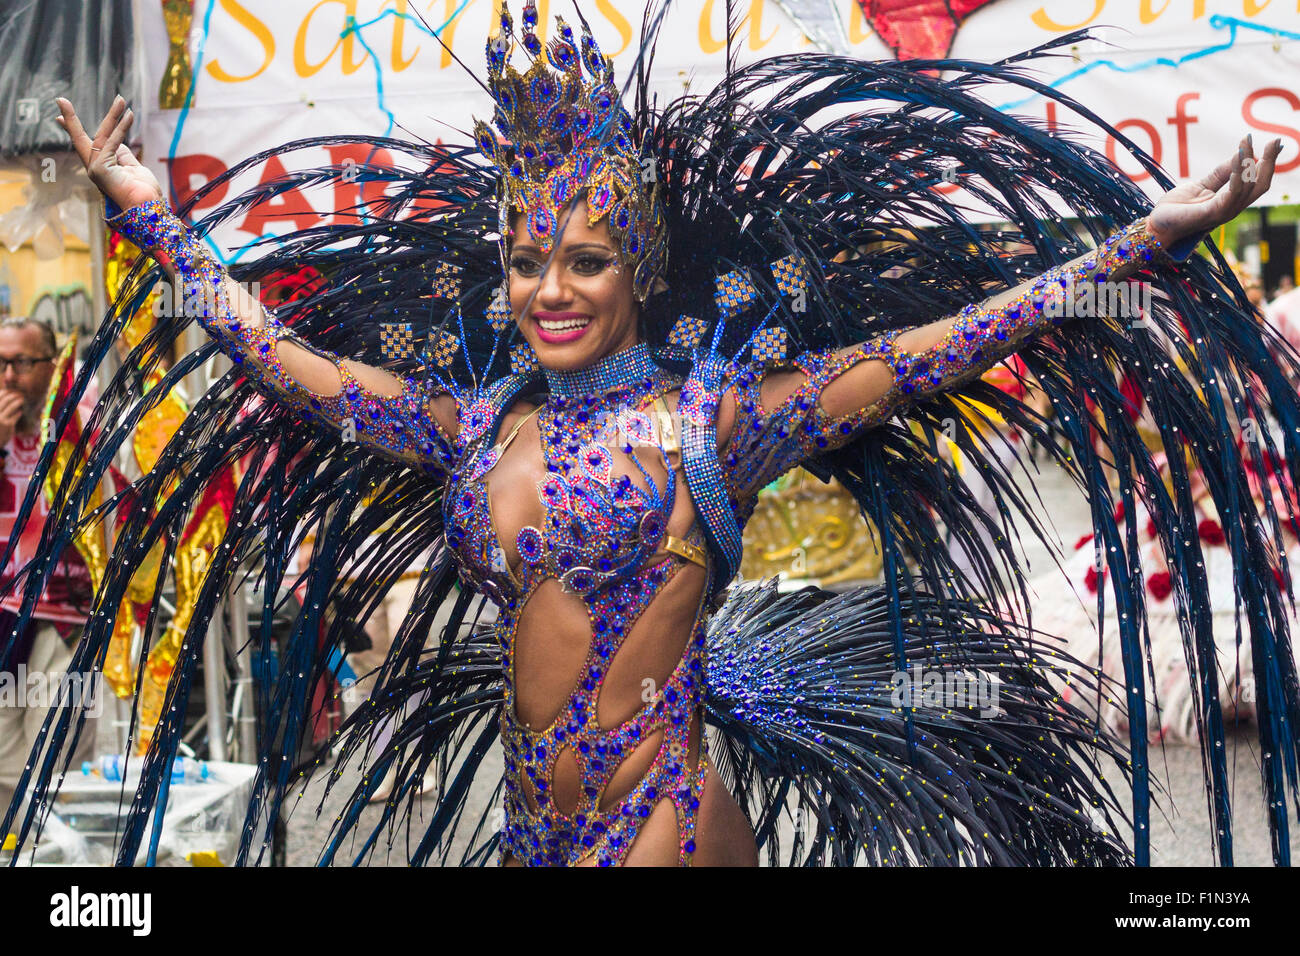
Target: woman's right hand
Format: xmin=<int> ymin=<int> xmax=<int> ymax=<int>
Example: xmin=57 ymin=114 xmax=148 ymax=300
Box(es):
xmin=55 ymin=95 xmax=163 ymax=214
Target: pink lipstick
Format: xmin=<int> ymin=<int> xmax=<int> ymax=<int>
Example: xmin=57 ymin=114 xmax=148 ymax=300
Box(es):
xmin=533 ymin=311 xmax=593 ymax=344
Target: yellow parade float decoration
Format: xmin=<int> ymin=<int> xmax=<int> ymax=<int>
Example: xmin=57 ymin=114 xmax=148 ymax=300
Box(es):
xmin=159 ymin=0 xmax=195 ymax=109
xmin=105 ymin=229 xmax=238 ymax=753
xmin=740 ymin=468 xmax=882 ymax=587
xmin=38 ymin=336 xmax=132 ymax=689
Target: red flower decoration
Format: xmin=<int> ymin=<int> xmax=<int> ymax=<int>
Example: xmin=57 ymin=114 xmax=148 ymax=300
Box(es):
xmin=1198 ymin=518 xmax=1226 ymax=546
xmin=1147 ymin=571 xmax=1172 ymax=601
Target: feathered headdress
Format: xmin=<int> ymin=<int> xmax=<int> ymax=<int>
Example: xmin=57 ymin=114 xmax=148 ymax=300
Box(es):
xmin=473 ymin=2 xmax=665 ymax=301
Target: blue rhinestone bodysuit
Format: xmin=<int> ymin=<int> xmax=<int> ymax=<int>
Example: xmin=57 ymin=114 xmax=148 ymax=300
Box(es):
xmin=444 ymin=345 xmax=712 ymax=865
xmin=107 ymin=197 xmax=1164 ymax=866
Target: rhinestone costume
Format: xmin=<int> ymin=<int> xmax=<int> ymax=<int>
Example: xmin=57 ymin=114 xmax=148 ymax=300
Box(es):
xmin=11 ymin=3 xmax=1288 ymax=872
xmin=109 ymin=197 xmax=1163 ymax=865
xmin=723 ymin=218 xmax=1164 ymax=505
xmin=447 ymin=347 xmax=711 ymax=865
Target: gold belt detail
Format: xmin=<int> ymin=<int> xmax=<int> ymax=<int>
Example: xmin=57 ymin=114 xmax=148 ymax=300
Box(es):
xmin=663 ymin=535 xmax=707 ymax=568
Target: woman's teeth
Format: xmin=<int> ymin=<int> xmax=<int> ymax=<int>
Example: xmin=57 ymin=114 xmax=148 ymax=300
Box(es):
xmin=537 ymin=316 xmax=590 ymax=332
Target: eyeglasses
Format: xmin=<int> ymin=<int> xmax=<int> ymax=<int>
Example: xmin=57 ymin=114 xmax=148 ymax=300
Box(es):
xmin=0 ymin=355 xmax=54 ymax=373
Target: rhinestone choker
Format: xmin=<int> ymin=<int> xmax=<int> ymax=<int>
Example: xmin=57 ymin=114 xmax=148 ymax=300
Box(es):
xmin=543 ymin=343 xmax=658 ymax=398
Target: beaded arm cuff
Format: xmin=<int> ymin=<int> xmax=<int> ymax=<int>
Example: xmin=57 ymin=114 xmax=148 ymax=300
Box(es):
xmin=107 ymin=199 xmax=457 ymax=472
xmin=865 ymin=216 xmax=1164 ymax=404
xmin=724 ymin=216 xmax=1166 ymax=498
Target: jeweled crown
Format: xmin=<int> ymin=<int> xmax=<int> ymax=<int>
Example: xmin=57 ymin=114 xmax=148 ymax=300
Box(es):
xmin=473 ymin=2 xmax=665 ymax=301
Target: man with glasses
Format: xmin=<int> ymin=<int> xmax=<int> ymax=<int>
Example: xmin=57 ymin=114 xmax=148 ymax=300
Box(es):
xmin=0 ymin=317 xmax=97 ymax=810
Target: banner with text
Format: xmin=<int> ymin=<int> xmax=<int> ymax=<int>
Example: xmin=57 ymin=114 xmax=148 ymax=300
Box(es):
xmin=133 ymin=0 xmax=1300 ymax=262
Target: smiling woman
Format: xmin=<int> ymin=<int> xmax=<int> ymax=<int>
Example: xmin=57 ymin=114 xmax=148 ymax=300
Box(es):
xmin=508 ymin=202 xmax=640 ymax=367
xmin=8 ymin=2 xmax=1300 ymax=868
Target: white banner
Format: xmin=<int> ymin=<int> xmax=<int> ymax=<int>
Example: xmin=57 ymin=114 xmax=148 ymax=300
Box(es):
xmin=130 ymin=0 xmax=1300 ymax=264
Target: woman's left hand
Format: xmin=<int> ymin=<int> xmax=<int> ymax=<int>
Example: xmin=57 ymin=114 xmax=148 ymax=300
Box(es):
xmin=1147 ymin=135 xmax=1283 ymax=247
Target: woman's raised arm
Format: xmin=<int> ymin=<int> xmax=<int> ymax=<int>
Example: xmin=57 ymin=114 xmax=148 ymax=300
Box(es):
xmin=720 ymin=136 xmax=1284 ymax=499
xmin=57 ymin=96 xmax=460 ymax=473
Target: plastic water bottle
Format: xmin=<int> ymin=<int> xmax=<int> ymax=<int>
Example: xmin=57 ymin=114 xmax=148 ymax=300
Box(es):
xmin=171 ymin=757 xmax=210 ymax=784
xmin=81 ymin=755 xmax=209 ymax=784
xmin=81 ymin=754 xmax=133 ymax=782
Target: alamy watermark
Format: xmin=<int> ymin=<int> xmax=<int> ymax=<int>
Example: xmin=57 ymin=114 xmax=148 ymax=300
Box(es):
xmin=890 ymin=663 xmax=1000 ymax=718
xmin=0 ymin=665 xmax=104 ymax=718
xmin=1041 ymin=277 xmax=1153 ymax=324
xmin=151 ymin=280 xmax=262 ymax=321
xmin=49 ymin=886 xmax=151 ymax=935
xmin=16 ymin=98 xmax=40 ymax=126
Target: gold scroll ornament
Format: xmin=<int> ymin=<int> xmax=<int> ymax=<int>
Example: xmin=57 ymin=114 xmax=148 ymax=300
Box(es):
xmin=159 ymin=0 xmax=195 ymax=109
xmin=105 ymin=231 xmax=189 ymax=488
xmin=130 ymin=367 xmax=202 ymax=755
xmin=739 ymin=469 xmax=883 ymax=586
xmin=40 ymin=337 xmax=105 ymax=589
xmin=99 ymin=233 xmax=175 ymax=698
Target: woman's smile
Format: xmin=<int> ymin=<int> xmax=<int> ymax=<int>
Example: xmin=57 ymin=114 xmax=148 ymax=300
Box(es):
xmin=533 ymin=310 xmax=594 ymax=343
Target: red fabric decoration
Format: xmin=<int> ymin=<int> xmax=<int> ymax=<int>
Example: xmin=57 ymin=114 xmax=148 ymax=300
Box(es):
xmin=259 ymin=265 xmax=327 ymax=308
xmin=1147 ymin=571 xmax=1172 ymax=601
xmin=1085 ymin=564 xmax=1104 ymax=594
xmin=1119 ymin=372 xmax=1146 ymax=423
xmin=856 ymin=0 xmax=1003 ymax=60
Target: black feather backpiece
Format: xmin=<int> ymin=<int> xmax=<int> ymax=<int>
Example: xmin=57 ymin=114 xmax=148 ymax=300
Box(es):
xmin=3 ymin=27 xmax=1299 ymax=866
